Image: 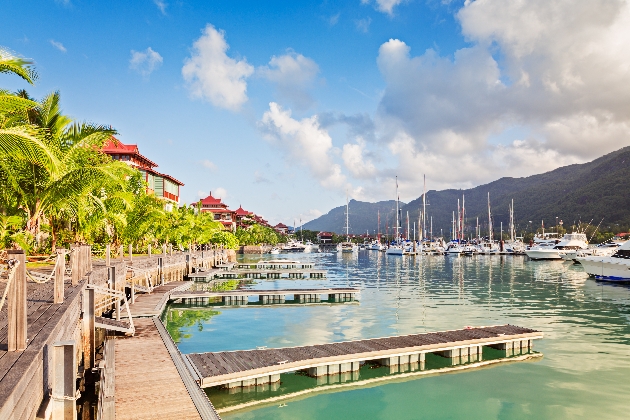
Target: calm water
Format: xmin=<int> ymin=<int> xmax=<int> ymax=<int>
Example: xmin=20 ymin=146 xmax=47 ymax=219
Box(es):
xmin=164 ymin=252 xmax=630 ymax=419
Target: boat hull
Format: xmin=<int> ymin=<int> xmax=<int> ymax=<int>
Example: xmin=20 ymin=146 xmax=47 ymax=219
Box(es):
xmin=525 ymin=249 xmax=562 ymax=260
xmin=385 ymin=248 xmax=404 ymax=256
xmin=578 ymin=258 xmax=630 ymax=281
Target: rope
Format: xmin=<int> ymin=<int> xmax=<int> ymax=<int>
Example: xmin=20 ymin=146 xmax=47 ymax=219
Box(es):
xmin=0 ymin=260 xmax=20 ymax=312
xmin=25 ymin=250 xmax=71 ymax=284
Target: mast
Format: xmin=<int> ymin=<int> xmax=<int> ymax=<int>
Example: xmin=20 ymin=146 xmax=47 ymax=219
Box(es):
xmin=462 ymin=194 xmax=465 ymax=241
xmin=406 ymin=211 xmax=410 ymax=241
xmin=395 ymin=176 xmax=399 ymax=242
xmin=430 ymin=216 xmax=433 ymax=242
xmin=423 ymin=175 xmax=427 ymax=240
xmin=345 ymin=193 xmax=350 ymax=241
xmin=457 ymin=199 xmax=460 ymax=241
xmin=476 ymin=217 xmax=479 ymax=241
xmin=487 ymin=192 xmax=493 ymax=242
xmin=377 ymin=210 xmax=381 ymax=242
xmin=510 ymin=199 xmax=515 ymax=241
xmin=452 ymin=211 xmax=455 ymax=241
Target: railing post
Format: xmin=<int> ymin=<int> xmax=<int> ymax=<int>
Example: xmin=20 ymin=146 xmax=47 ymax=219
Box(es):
xmin=129 ymin=244 xmax=133 ymax=263
xmin=169 ymin=244 xmax=173 ymax=257
xmin=71 ymin=244 xmax=80 ymax=285
xmin=82 ymin=287 xmax=95 ymax=370
xmin=51 ymin=340 xmax=77 ymax=420
xmin=88 ymin=245 xmax=92 ymax=272
xmin=185 ymin=254 xmax=190 ymax=276
xmin=158 ymin=257 xmax=164 ymax=286
xmin=162 ymin=243 xmax=167 ymax=256
xmin=105 ymin=244 xmax=111 ymax=267
xmin=54 ymin=249 xmax=66 ymax=304
xmin=148 ymin=244 xmax=151 ymax=258
xmin=119 ymin=245 xmax=124 ymax=261
xmin=7 ymin=249 xmax=27 ymax=352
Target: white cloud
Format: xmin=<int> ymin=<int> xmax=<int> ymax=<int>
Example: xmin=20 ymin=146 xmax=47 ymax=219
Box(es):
xmin=200 ymin=159 xmax=217 ymax=172
xmin=258 ymin=51 xmax=320 ymax=110
xmin=182 ymin=24 xmax=254 ymax=111
xmin=329 ymin=13 xmax=341 ymax=26
xmin=342 ymin=138 xmax=378 ymax=179
xmin=153 ymin=0 xmax=167 ymax=15
xmin=371 ymin=0 xmax=630 ymax=193
xmin=129 ymin=47 xmax=163 ymax=77
xmin=49 ymin=40 xmax=66 ymax=52
xmin=299 ymin=209 xmax=323 ymax=224
xmin=355 ymin=17 xmax=372 ymax=33
xmin=214 ymin=187 xmax=228 ymax=199
xmin=254 ymin=171 xmax=272 ymax=184
xmin=259 ymin=102 xmax=347 ymax=190
xmin=362 ymin=0 xmax=404 ymax=15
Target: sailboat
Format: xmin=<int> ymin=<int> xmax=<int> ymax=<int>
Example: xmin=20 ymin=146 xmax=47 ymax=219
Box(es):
xmin=479 ymin=192 xmax=500 ymax=255
xmin=386 ymin=177 xmax=404 ymax=256
xmin=337 ymin=194 xmax=358 ymax=253
xmin=368 ymin=210 xmax=384 ymax=250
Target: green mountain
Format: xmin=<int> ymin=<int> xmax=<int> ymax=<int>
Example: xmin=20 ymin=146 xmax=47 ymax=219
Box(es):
xmin=305 ymin=146 xmax=630 ymax=236
xmin=303 ymin=200 xmax=405 ymax=235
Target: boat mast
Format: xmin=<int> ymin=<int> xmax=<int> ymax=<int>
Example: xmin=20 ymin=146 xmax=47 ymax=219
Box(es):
xmin=510 ymin=199 xmax=515 ymax=242
xmin=407 ymin=211 xmax=410 ymax=241
xmin=462 ymin=194 xmax=465 ymax=241
xmin=395 ymin=176 xmax=399 ymax=242
xmin=452 ymin=211 xmax=455 ymax=241
xmin=488 ymin=192 xmax=493 ymax=242
xmin=457 ymin=199 xmax=460 ymax=241
xmin=423 ymin=174 xmax=427 ymax=240
xmin=345 ymin=193 xmax=350 ymax=241
xmin=430 ymin=216 xmax=433 ymax=242
xmin=377 ymin=210 xmax=381 ymax=242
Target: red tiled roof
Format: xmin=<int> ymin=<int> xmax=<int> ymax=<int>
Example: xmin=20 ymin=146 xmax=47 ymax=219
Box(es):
xmin=197 ymin=193 xmax=226 ymax=206
xmin=318 ymin=231 xmax=334 ymax=236
xmin=102 ymin=137 xmax=159 ymax=168
xmin=235 ymin=206 xmax=253 ymax=216
xmin=274 ymin=223 xmax=289 ymax=229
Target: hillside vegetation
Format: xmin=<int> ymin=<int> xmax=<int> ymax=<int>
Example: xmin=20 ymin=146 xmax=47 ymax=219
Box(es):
xmin=305 ymin=146 xmax=630 ymax=236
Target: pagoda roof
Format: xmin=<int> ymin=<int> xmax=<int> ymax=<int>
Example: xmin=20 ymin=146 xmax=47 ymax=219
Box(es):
xmin=234 ymin=205 xmax=254 ymax=216
xmin=274 ymin=223 xmax=289 ymax=229
xmin=197 ymin=193 xmax=227 ymax=206
xmin=102 ymin=137 xmax=159 ymax=168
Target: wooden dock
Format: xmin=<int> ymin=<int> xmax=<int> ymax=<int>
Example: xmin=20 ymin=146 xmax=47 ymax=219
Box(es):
xmin=171 ymin=287 xmax=358 ymax=305
xmin=128 ymin=281 xmax=193 ymax=318
xmin=114 ymin=318 xmax=219 ymax=420
xmin=235 ymin=261 xmax=315 ymax=270
xmin=216 ymin=269 xmax=327 ymax=279
xmin=187 ymin=325 xmax=543 ymax=388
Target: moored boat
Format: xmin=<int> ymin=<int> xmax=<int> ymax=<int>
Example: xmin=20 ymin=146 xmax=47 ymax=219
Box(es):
xmin=577 ymin=240 xmax=630 ymax=281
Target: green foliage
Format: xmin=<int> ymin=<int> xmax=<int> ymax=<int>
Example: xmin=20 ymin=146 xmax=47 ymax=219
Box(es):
xmin=164 ymin=309 xmax=219 ymax=343
xmin=235 ymin=224 xmax=286 ymax=246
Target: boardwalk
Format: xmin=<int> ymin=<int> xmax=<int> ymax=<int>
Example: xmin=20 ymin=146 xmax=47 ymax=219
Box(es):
xmin=114 ymin=319 xmax=202 ymax=420
xmin=171 ymin=287 xmax=359 ymax=299
xmin=128 ymin=281 xmax=192 ymax=317
xmin=187 ymin=325 xmax=543 ymax=388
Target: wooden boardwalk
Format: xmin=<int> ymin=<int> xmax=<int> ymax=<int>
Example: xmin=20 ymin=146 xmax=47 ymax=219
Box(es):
xmin=171 ymin=287 xmax=359 ymax=299
xmin=128 ymin=281 xmax=192 ymax=317
xmin=0 ymin=275 xmax=83 ymax=419
xmin=114 ymin=319 xmax=202 ymax=420
xmin=187 ymin=325 xmax=543 ymax=388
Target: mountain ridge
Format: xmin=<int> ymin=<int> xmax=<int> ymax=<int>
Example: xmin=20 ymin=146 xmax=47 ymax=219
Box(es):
xmin=303 ymin=146 xmax=630 ymax=235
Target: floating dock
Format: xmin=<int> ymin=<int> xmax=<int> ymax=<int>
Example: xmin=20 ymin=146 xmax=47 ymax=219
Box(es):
xmin=171 ymin=288 xmax=359 ymax=305
xmin=235 ymin=260 xmax=315 ymax=270
xmin=186 ymin=325 xmax=542 ymax=388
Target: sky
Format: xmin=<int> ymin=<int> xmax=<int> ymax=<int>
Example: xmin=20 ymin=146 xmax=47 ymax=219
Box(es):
xmin=2 ymin=0 xmax=630 ymax=226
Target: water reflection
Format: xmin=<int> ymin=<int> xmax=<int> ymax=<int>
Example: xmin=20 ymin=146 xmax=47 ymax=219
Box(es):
xmin=165 ymin=252 xmax=630 ymax=419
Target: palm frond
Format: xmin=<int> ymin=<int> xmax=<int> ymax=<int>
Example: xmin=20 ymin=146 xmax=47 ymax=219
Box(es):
xmin=0 ymin=126 xmax=61 ymax=172
xmin=0 ymin=48 xmax=38 ymax=85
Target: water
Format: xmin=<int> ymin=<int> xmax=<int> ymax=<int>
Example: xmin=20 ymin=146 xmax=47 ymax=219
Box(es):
xmin=164 ymin=252 xmax=630 ymax=419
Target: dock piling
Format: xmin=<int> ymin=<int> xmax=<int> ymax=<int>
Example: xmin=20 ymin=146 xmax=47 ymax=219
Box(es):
xmin=54 ymin=249 xmax=65 ymax=304
xmin=51 ymin=341 xmax=77 ymax=420
xmin=82 ymin=287 xmax=95 ymax=370
xmin=7 ymin=249 xmax=27 ymax=352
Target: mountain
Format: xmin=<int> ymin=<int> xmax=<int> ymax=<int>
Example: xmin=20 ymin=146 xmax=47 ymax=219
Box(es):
xmin=303 ymin=200 xmax=406 ymax=235
xmin=304 ymin=146 xmax=630 ymax=235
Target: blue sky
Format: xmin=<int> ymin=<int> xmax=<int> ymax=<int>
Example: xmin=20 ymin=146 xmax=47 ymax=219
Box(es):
xmin=3 ymin=0 xmax=630 ymax=226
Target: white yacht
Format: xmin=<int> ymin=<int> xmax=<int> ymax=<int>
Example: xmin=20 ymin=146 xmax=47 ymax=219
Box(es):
xmin=385 ymin=244 xmax=404 ymax=256
xmin=445 ymin=241 xmax=463 ymax=255
xmin=577 ymin=240 xmax=630 ymax=281
xmin=525 ymin=232 xmax=588 ymax=260
xmin=337 ymin=193 xmax=358 ymax=253
xmin=564 ymin=242 xmax=620 ymax=262
xmin=385 ymin=176 xmax=404 ymax=256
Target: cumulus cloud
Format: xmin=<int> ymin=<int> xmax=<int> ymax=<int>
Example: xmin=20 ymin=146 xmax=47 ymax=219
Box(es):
xmin=258 ymin=51 xmax=320 ymax=110
xmin=129 ymin=47 xmax=163 ymax=77
xmin=153 ymin=0 xmax=167 ymax=15
xmin=362 ymin=0 xmax=404 ymax=15
xmin=259 ymin=102 xmax=347 ymax=189
xmin=372 ymin=0 xmax=630 ymax=192
xmin=182 ymin=24 xmax=254 ymax=111
xmin=342 ymin=138 xmax=378 ymax=179
xmin=49 ymin=40 xmax=66 ymax=52
xmin=214 ymin=187 xmax=228 ymax=199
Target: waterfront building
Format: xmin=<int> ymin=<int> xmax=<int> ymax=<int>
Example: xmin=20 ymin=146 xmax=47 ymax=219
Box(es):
xmin=193 ymin=192 xmax=236 ymax=231
xmin=274 ymin=223 xmax=289 ymax=234
xmin=103 ymin=137 xmax=184 ymax=210
xmin=318 ymin=231 xmax=334 ymax=244
xmin=234 ymin=205 xmax=255 ymax=228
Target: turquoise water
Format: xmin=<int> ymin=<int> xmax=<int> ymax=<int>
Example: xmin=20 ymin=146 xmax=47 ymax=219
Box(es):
xmin=165 ymin=252 xmax=630 ymax=419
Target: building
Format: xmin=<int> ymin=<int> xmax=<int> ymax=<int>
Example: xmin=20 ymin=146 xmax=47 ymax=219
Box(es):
xmin=193 ymin=192 xmax=236 ymax=231
xmin=102 ymin=137 xmax=184 ymax=209
xmin=317 ymin=231 xmax=334 ymax=244
xmin=274 ymin=223 xmax=289 ymax=234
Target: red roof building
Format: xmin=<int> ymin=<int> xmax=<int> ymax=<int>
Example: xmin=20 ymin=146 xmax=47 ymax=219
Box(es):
xmin=317 ymin=231 xmax=334 ymax=244
xmin=192 ymin=192 xmax=236 ymax=231
xmin=274 ymin=223 xmax=289 ymax=234
xmin=103 ymin=137 xmax=183 ymax=206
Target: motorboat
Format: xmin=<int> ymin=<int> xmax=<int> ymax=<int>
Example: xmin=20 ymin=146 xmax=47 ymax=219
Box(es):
xmin=565 ymin=242 xmax=620 ymax=262
xmin=269 ymin=247 xmax=280 ymax=255
xmin=338 ymin=242 xmax=358 ymax=253
xmin=367 ymin=240 xmax=384 ymax=251
xmin=282 ymin=240 xmax=306 ymax=253
xmin=445 ymin=241 xmax=463 ymax=255
xmin=525 ymin=232 xmax=588 ymax=260
xmin=385 ymin=244 xmax=404 ymax=256
xmin=478 ymin=241 xmax=500 ymax=255
xmin=577 ymin=240 xmax=630 ymax=281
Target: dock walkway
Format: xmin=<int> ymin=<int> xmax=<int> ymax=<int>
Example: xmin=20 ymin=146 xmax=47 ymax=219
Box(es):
xmin=187 ymin=325 xmax=543 ymax=388
xmin=172 ymin=287 xmax=358 ymax=304
xmin=114 ymin=318 xmax=219 ymax=420
xmin=128 ymin=281 xmax=192 ymax=318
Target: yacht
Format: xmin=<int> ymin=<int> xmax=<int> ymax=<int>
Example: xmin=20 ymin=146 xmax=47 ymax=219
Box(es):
xmin=385 ymin=176 xmax=404 ymax=256
xmin=577 ymin=240 xmax=630 ymax=281
xmin=337 ymin=193 xmax=358 ymax=253
xmin=445 ymin=241 xmax=463 ymax=255
xmin=525 ymin=232 xmax=588 ymax=260
xmin=282 ymin=240 xmax=306 ymax=253
xmin=478 ymin=241 xmax=500 ymax=255
xmin=564 ymin=242 xmax=620 ymax=262
xmin=367 ymin=240 xmax=384 ymax=251
xmin=269 ymin=247 xmax=280 ymax=255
